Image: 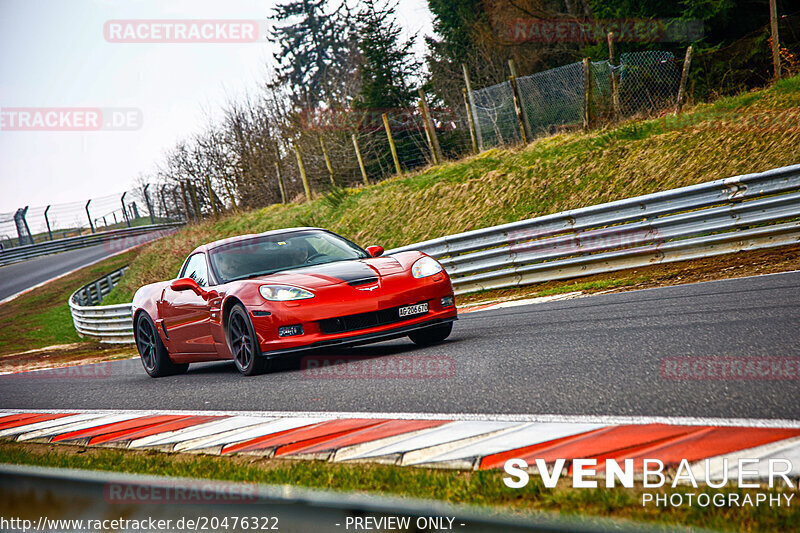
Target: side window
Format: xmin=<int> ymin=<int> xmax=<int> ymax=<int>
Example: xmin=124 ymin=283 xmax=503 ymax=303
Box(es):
xmin=182 ymin=253 xmax=209 ymax=287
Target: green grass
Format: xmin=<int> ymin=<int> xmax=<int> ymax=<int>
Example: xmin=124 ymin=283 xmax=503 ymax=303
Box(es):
xmin=1 ymin=441 xmax=797 ymax=532
xmin=0 ymin=249 xmax=139 ymax=355
xmin=103 ymin=75 xmax=800 ymax=305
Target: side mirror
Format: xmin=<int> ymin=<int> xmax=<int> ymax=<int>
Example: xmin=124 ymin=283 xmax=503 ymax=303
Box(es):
xmin=366 ymin=245 xmax=384 ymax=258
xmin=170 ymin=277 xmax=203 ymax=296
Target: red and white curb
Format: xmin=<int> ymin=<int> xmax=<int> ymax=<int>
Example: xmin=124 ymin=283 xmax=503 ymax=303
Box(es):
xmin=2 ymin=410 xmax=800 ymax=480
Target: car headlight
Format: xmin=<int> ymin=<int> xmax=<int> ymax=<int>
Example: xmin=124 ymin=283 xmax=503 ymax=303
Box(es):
xmin=411 ymin=256 xmax=443 ymax=278
xmin=259 ymin=285 xmax=314 ymax=301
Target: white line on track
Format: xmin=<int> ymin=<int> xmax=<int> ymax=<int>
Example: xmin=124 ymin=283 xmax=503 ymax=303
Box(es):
xmin=1 ymin=408 xmax=798 ymax=428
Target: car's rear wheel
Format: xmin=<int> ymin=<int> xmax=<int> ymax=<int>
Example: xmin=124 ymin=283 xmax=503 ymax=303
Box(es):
xmin=228 ymin=304 xmax=269 ymax=376
xmin=408 ymin=322 xmax=453 ymax=346
xmin=135 ymin=313 xmax=189 ymax=377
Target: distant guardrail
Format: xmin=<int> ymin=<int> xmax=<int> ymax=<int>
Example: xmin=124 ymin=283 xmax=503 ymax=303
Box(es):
xmin=0 ymin=222 xmax=183 ymax=266
xmin=387 ymin=164 xmax=800 ymax=294
xmin=69 ymin=265 xmax=134 ymax=344
xmin=69 ymin=164 xmax=800 ymax=344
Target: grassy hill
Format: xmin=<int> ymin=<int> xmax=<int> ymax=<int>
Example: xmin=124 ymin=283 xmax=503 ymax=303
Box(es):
xmin=104 ymin=74 xmax=800 ymax=304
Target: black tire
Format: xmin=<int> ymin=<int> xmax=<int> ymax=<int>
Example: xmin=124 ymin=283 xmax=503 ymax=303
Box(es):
xmin=228 ymin=304 xmax=270 ymax=376
xmin=135 ymin=313 xmax=189 ymax=378
xmin=408 ymin=322 xmax=453 ymax=347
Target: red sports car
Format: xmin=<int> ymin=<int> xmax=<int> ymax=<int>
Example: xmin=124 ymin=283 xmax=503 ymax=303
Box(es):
xmin=132 ymin=228 xmax=457 ymax=376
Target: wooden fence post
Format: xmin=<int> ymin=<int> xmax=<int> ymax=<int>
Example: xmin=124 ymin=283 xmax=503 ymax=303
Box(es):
xmin=418 ymin=88 xmax=442 ymax=165
xmin=608 ymin=32 xmax=620 ymax=119
xmin=204 ymin=175 xmax=219 ymax=217
xmin=462 ymin=64 xmax=483 ymax=151
xmin=674 ymin=46 xmax=694 ymax=115
xmin=294 ymin=144 xmax=312 ymax=202
xmin=382 ymin=113 xmax=402 ymax=175
xmin=222 ymin=180 xmax=238 ymax=212
xmin=583 ymin=58 xmax=593 ymax=131
xmin=462 ymin=88 xmax=479 ymax=154
xmin=508 ymin=59 xmax=529 ymax=144
xmin=274 ymin=161 xmax=286 ymax=204
xmin=319 ymin=137 xmax=336 ymax=186
xmin=769 ymin=0 xmax=782 ymax=80
xmin=188 ymin=181 xmax=202 ymax=219
xmin=352 ymin=134 xmax=369 ymax=185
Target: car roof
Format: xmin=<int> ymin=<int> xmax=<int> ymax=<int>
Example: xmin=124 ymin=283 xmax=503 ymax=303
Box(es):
xmin=188 ymin=227 xmax=323 ymax=256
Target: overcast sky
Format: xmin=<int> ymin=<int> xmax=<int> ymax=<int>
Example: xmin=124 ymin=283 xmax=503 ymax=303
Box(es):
xmin=0 ymin=0 xmax=434 ymax=214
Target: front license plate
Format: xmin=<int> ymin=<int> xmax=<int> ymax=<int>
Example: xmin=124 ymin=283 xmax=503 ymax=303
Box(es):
xmin=398 ymin=303 xmax=428 ymax=317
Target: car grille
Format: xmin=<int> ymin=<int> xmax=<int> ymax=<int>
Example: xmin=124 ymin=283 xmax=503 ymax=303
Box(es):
xmin=319 ymin=303 xmax=428 ymax=334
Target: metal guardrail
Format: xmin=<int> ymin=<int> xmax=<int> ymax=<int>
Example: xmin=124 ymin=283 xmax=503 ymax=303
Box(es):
xmin=0 ymin=222 xmax=183 ymax=266
xmin=387 ymin=164 xmax=800 ymax=294
xmin=68 ymin=164 xmax=800 ymax=344
xmin=0 ymin=464 xmax=671 ymax=533
xmin=69 ymin=266 xmax=134 ymax=344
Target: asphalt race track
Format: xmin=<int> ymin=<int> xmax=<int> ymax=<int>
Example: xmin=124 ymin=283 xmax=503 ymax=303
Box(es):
xmin=0 ymin=241 xmax=133 ymax=302
xmin=1 ymin=271 xmax=798 ymax=420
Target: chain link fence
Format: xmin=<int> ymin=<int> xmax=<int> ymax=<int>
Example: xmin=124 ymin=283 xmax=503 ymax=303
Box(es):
xmin=470 ymin=51 xmax=682 ymax=149
xmin=0 ymin=186 xmax=184 ymax=250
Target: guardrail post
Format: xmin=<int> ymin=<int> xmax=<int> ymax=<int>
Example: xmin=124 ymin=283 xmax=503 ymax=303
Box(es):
xmin=85 ymin=200 xmax=95 ymax=234
xmin=143 ymin=184 xmax=155 ymax=224
xmin=120 ymin=192 xmax=131 ymax=227
xmin=44 ymin=205 xmax=53 ymax=241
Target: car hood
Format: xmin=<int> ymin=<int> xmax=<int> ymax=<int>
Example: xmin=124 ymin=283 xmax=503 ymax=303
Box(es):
xmin=248 ymin=257 xmax=406 ymax=289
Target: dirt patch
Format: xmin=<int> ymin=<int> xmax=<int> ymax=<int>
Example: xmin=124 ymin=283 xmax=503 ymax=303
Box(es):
xmin=457 ymin=244 xmax=800 ymax=306
xmin=0 ymin=343 xmax=136 ymax=374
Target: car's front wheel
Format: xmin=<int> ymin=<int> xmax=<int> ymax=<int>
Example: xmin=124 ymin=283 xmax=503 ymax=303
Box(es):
xmin=228 ymin=304 xmax=270 ymax=376
xmin=135 ymin=313 xmax=189 ymax=377
xmin=408 ymin=322 xmax=453 ymax=347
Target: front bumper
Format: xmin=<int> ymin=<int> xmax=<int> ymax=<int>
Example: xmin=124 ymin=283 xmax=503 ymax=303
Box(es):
xmin=249 ymin=271 xmax=457 ymax=357
xmin=257 ymin=315 xmax=457 ymax=358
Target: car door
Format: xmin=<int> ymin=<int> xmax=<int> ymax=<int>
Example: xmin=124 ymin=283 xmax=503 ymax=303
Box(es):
xmin=159 ymin=253 xmax=216 ymax=355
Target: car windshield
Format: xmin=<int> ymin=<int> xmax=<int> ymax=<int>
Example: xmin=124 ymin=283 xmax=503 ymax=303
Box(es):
xmin=209 ymin=230 xmax=369 ymax=283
